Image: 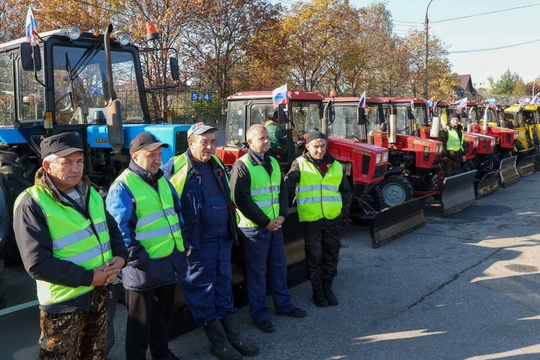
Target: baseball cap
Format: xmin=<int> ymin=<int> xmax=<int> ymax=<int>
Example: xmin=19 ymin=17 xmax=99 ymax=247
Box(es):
xmin=41 ymin=133 xmax=84 ymax=158
xmin=129 ymin=132 xmax=169 ymax=154
xmin=187 ymin=122 xmax=218 ymax=138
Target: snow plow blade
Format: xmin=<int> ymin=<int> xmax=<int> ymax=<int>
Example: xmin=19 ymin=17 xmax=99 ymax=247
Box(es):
xmin=499 ymin=155 xmax=520 ymax=187
xmin=516 ymin=150 xmax=536 ymax=177
xmin=370 ymin=196 xmax=428 ymax=248
xmin=440 ymin=170 xmax=477 ymax=217
xmin=475 ymin=170 xmax=499 ymax=199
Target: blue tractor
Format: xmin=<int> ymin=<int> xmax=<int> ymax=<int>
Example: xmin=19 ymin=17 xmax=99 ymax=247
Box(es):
xmin=0 ymin=25 xmax=189 ymax=264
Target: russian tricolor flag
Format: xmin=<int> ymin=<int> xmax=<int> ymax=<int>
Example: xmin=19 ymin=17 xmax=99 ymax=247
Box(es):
xmin=357 ymin=91 xmax=366 ymax=109
xmin=272 ymin=84 xmax=288 ymax=110
xmin=26 ymin=6 xmax=39 ymax=44
xmin=455 ymin=97 xmax=468 ymax=109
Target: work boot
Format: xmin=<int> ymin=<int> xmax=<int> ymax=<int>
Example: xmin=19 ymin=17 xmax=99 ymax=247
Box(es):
xmin=203 ymin=320 xmax=243 ymax=360
xmin=312 ymin=284 xmax=328 ymax=307
xmin=221 ymin=313 xmax=260 ymax=356
xmin=323 ymin=280 xmax=339 ymax=306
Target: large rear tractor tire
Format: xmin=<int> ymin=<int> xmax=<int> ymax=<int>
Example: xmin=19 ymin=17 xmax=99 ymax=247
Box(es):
xmin=379 ymin=175 xmax=414 ymax=207
xmin=0 ymin=145 xmax=36 ymax=265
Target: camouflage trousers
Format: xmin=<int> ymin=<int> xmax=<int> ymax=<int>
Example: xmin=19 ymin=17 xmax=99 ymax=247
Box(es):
xmin=38 ymin=286 xmax=108 ymax=360
xmin=441 ymin=156 xmax=462 ymax=178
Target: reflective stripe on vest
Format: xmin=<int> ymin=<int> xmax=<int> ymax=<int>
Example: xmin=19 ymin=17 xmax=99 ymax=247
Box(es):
xmin=237 ymin=154 xmax=281 ymax=228
xmin=115 ymin=170 xmax=184 ymax=256
xmin=22 ymin=185 xmax=112 ymax=305
xmin=295 ymin=157 xmax=343 ymax=222
xmin=446 ymin=127 xmax=463 ymax=151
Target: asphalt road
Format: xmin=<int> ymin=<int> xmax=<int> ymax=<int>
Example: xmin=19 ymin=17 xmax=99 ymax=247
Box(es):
xmin=104 ymin=172 xmax=540 ymax=360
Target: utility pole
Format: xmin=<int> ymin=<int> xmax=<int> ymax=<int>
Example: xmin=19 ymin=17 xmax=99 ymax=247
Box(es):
xmin=423 ymin=0 xmax=435 ymax=100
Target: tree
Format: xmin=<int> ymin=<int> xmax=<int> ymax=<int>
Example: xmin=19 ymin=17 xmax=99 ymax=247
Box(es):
xmin=488 ymin=69 xmax=522 ymax=95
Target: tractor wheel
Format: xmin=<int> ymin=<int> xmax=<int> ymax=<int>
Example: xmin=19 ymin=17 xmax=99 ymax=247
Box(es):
xmin=0 ymin=260 xmax=6 ymax=309
xmin=0 ymin=145 xmax=36 ymax=265
xmin=379 ymin=175 xmax=414 ymax=207
xmin=368 ymin=186 xmax=387 ymax=211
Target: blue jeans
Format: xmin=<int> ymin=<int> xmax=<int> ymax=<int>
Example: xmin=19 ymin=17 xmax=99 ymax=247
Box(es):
xmin=240 ymin=227 xmax=294 ymax=323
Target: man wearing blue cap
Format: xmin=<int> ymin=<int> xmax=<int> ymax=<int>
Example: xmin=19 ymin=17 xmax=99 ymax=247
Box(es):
xmin=162 ymin=122 xmax=258 ymax=360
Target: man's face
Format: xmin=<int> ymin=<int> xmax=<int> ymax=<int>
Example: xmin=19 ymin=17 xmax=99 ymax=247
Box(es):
xmin=307 ymin=138 xmax=327 ymax=160
xmin=132 ymin=147 xmax=163 ymax=175
xmin=248 ymin=128 xmax=270 ymax=154
xmin=44 ymin=151 xmax=84 ymax=191
xmin=189 ymin=132 xmax=215 ymax=162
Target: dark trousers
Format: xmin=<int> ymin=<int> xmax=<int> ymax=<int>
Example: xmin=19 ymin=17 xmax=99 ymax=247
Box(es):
xmin=179 ymin=234 xmax=236 ymax=326
xmin=240 ymin=227 xmax=294 ymax=323
xmin=302 ymin=217 xmax=342 ymax=286
xmin=125 ymin=283 xmax=176 ymax=360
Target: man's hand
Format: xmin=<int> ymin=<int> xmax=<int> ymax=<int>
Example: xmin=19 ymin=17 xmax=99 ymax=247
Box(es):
xmin=91 ymin=257 xmax=125 ymax=286
xmin=265 ymin=216 xmax=285 ymax=231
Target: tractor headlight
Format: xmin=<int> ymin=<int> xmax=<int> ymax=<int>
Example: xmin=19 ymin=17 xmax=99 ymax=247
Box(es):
xmin=474 ymin=138 xmax=479 ymax=147
xmin=376 ymin=153 xmax=381 ymax=164
xmin=491 ymin=139 xmax=495 ymax=148
xmin=66 ymin=27 xmax=81 ymax=40
xmin=383 ymin=151 xmax=388 ymax=162
xmin=118 ymin=33 xmax=131 ymax=45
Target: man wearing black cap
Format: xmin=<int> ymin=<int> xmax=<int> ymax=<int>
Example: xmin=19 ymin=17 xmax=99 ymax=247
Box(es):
xmin=284 ymin=130 xmax=352 ymax=308
xmin=440 ymin=114 xmax=466 ymax=177
xmin=230 ymin=124 xmax=307 ymax=335
xmin=13 ymin=133 xmax=128 ymax=359
xmin=162 ymin=122 xmax=259 ymax=360
xmin=106 ymin=132 xmax=184 ymax=360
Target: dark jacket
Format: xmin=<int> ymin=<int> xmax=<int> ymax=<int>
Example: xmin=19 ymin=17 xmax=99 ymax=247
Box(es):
xmin=105 ymin=160 xmax=183 ymax=292
xmin=284 ymin=152 xmax=353 ymax=220
xmin=14 ymin=168 xmax=128 ymax=312
xmin=161 ymin=152 xmax=239 ymax=249
xmin=229 ymin=149 xmax=289 ymax=228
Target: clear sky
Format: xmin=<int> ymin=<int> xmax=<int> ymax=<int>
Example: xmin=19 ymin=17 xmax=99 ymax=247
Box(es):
xmin=351 ymin=0 xmax=540 ymax=86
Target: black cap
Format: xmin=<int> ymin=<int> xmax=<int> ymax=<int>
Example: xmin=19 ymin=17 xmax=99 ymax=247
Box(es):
xmin=41 ymin=133 xmax=84 ymax=158
xmin=129 ymin=132 xmax=169 ymax=154
xmin=306 ymin=130 xmax=327 ymax=144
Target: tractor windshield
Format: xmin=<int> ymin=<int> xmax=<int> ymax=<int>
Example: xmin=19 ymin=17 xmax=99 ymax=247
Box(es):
xmin=52 ymin=44 xmax=143 ymax=124
xmin=330 ymin=103 xmax=381 ymax=140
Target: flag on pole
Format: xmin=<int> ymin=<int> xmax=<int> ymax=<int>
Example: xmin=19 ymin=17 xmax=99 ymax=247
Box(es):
xmin=272 ymin=84 xmax=288 ymax=110
xmin=485 ymin=99 xmax=496 ymax=107
xmin=455 ymin=97 xmax=468 ymax=109
xmin=357 ymin=91 xmax=366 ymax=109
xmin=26 ymin=6 xmax=39 ymax=44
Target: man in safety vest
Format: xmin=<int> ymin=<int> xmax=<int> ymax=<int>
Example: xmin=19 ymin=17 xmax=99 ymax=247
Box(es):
xmin=162 ymin=122 xmax=259 ymax=360
xmin=284 ymin=130 xmax=352 ymax=307
xmin=440 ymin=113 xmax=466 ymax=178
xmin=230 ymin=124 xmax=307 ymax=334
xmin=14 ymin=133 xmax=128 ymax=359
xmin=106 ymin=132 xmax=184 ymax=360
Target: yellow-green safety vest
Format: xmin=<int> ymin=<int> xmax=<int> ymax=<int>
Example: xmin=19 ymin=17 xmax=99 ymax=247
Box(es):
xmin=169 ymin=153 xmax=239 ymax=223
xmin=237 ymin=154 xmax=281 ymax=228
xmin=295 ymin=157 xmax=343 ymax=222
xmin=18 ymin=185 xmax=112 ymax=305
xmin=446 ymin=127 xmax=463 ymax=151
xmin=115 ymin=170 xmax=184 ymax=255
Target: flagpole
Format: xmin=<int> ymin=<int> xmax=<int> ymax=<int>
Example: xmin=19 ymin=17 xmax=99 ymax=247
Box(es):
xmin=423 ymin=0 xmax=435 ymax=100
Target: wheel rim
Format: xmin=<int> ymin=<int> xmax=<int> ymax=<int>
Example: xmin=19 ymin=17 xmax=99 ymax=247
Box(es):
xmin=382 ymin=183 xmax=406 ymax=207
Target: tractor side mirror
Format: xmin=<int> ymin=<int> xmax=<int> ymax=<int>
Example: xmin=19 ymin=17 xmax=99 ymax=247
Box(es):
xmin=20 ymin=43 xmax=42 ymax=71
xmin=170 ymin=57 xmax=180 ymax=81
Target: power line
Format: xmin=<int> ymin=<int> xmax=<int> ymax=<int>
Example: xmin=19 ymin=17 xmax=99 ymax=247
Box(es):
xmin=431 ymin=3 xmax=540 ymax=23
xmin=449 ymin=38 xmax=540 ymax=54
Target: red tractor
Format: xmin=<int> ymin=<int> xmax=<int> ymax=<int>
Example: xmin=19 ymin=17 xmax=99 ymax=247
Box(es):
xmin=328 ymin=96 xmax=476 ymax=217
xmin=443 ymin=100 xmax=520 ymax=187
xmin=216 ymin=90 xmax=427 ymax=247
